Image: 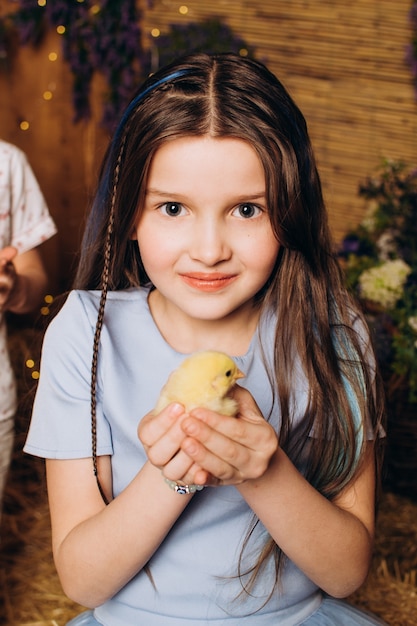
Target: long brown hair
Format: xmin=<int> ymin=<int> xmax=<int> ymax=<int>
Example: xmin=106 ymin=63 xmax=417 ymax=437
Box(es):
xmin=75 ymin=52 xmax=385 ymax=598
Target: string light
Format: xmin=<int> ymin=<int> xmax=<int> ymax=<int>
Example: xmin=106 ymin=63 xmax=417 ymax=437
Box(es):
xmin=10 ymin=8 xmax=256 ymax=138
xmin=23 ymin=295 xmax=54 ymax=381
xmin=40 ymin=294 xmax=54 ymax=316
xmin=25 ymin=358 xmax=40 ymax=380
xmin=17 ymin=46 xmax=58 ymax=134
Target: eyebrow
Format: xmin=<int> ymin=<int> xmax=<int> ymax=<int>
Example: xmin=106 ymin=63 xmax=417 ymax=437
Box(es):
xmin=146 ymin=188 xmax=267 ymax=201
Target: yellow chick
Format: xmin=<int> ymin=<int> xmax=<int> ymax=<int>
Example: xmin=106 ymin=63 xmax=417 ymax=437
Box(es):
xmin=153 ymin=351 xmax=245 ymax=416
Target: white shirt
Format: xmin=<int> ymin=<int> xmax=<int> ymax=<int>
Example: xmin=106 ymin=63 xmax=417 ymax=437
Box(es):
xmin=0 ymin=139 xmax=57 ymax=422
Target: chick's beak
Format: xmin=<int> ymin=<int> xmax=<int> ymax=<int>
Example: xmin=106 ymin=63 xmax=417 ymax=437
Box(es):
xmin=235 ymin=368 xmax=245 ymax=381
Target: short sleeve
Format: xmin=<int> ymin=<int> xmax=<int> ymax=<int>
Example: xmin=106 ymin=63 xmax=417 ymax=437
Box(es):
xmin=24 ymin=291 xmax=113 ymax=459
xmin=0 ymin=141 xmax=57 ymax=252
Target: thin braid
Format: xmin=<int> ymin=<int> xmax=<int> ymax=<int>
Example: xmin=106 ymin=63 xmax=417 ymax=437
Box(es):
xmin=89 ymin=68 xmax=194 ymax=504
xmin=90 ymin=136 xmax=125 ymax=505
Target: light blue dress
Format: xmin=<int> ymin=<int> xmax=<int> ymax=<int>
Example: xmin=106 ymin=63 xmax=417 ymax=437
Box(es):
xmin=24 ymin=288 xmax=386 ymax=625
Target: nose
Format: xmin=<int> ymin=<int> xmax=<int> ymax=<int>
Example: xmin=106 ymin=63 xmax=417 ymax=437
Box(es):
xmin=189 ymin=217 xmax=232 ymax=266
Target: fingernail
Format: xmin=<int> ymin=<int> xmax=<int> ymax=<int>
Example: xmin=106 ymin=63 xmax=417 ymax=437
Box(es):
xmin=169 ymin=403 xmax=184 ymax=417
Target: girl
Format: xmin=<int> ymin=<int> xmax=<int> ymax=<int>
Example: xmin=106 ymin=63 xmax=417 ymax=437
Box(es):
xmin=25 ymin=53 xmax=386 ymax=625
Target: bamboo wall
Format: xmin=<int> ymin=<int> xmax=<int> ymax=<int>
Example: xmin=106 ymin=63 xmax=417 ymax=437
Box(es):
xmin=143 ymin=0 xmax=417 ymax=238
xmin=0 ymin=0 xmax=416 ymax=290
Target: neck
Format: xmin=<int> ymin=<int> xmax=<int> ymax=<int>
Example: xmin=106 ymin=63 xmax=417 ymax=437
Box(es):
xmin=147 ymin=290 xmax=261 ymax=356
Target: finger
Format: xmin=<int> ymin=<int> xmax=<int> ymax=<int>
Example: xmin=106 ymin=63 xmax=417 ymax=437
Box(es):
xmin=229 ymin=385 xmax=266 ymax=422
xmin=176 ymin=464 xmax=212 ymax=487
xmin=188 ymin=407 xmax=267 ymax=452
xmin=164 ymin=456 xmax=213 ymax=488
xmin=139 ymin=404 xmax=191 ymax=468
xmin=0 ymin=246 xmax=18 ymax=263
xmin=181 ymin=417 xmax=246 ymax=476
xmin=181 ymin=413 xmax=278 ymax=483
xmin=191 ymin=466 xmax=211 ymax=486
xmin=138 ymin=403 xmax=184 ymax=447
xmin=162 ymin=449 xmax=195 ymax=481
xmin=180 ymin=435 xmax=240 ymax=483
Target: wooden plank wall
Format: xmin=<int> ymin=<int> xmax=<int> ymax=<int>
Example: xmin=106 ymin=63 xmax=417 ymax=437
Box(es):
xmin=0 ymin=0 xmax=416 ymax=290
xmin=0 ymin=25 xmax=110 ymax=291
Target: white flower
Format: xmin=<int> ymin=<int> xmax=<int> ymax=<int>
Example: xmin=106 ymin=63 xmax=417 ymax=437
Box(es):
xmin=376 ymin=230 xmax=398 ymax=261
xmin=359 ymin=259 xmax=412 ymax=309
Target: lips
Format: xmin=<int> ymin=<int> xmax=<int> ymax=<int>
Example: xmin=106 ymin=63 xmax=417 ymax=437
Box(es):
xmin=180 ymin=272 xmax=238 ymax=292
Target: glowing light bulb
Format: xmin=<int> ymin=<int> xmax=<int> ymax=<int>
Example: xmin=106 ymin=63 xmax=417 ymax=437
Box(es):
xmin=48 ymin=52 xmax=58 ymax=62
xmin=151 ymin=28 xmax=160 ymax=37
xmin=179 ymin=5 xmax=188 ymax=15
xmin=57 ymin=25 xmax=66 ymax=35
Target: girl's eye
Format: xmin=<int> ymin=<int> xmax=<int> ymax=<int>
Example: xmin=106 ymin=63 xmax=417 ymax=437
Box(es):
xmin=160 ymin=202 xmax=186 ymax=217
xmin=233 ymin=203 xmax=262 ymax=219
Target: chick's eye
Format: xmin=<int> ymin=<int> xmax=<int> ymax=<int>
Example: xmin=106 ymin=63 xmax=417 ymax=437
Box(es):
xmin=225 ymin=369 xmax=232 ymax=377
xmin=160 ymin=202 xmax=185 ymax=217
xmin=234 ymin=203 xmax=262 ymax=219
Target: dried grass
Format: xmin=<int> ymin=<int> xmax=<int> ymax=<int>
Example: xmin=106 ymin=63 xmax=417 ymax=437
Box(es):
xmin=1 ymin=324 xmax=84 ymax=626
xmin=1 ymin=325 xmax=417 ymax=625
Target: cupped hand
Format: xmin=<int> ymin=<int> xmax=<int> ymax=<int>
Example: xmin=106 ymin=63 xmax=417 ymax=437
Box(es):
xmin=0 ymin=246 xmax=18 ymax=309
xmin=179 ymin=386 xmax=278 ymax=486
xmin=138 ymin=403 xmax=209 ymax=486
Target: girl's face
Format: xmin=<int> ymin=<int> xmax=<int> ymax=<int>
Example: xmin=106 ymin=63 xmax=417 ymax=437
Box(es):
xmin=133 ymin=135 xmax=280 ymax=345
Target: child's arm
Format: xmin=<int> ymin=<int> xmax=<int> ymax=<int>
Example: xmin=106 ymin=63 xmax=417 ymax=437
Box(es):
xmin=237 ymin=442 xmax=375 ymax=598
xmin=178 ymin=386 xmax=375 ymax=598
xmin=0 ymin=246 xmax=48 ymax=313
xmin=46 ymin=404 xmax=194 ymax=608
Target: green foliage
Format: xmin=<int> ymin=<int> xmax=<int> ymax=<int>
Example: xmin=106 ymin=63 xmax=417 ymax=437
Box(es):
xmin=340 ymin=160 xmax=417 ymax=403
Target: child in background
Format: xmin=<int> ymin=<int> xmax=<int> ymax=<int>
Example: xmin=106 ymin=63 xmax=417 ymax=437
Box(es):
xmin=25 ymin=53 xmax=386 ymax=625
xmin=0 ymin=139 xmax=56 ymax=524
